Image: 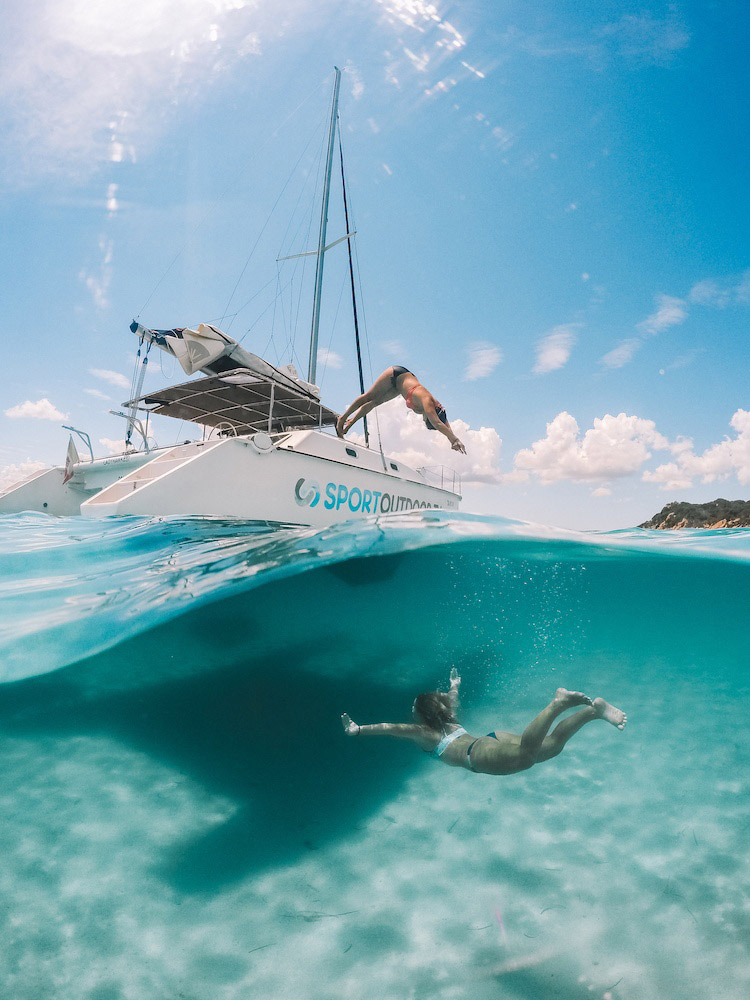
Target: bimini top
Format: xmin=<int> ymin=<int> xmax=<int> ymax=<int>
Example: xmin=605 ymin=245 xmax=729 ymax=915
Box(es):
xmin=126 ymin=369 xmax=339 ymax=436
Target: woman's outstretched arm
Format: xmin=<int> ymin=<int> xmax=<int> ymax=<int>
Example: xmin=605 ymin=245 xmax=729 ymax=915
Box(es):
xmin=447 ymin=667 xmax=461 ymax=711
xmin=341 ymin=713 xmax=425 ymax=742
xmin=423 ymin=399 xmax=466 ymax=453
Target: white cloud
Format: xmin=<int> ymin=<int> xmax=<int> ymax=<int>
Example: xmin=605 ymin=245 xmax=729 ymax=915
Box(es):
xmin=599 ymin=12 xmax=690 ymax=65
xmin=736 ymin=270 xmax=750 ymax=302
xmin=463 ymin=341 xmax=502 ymax=381
xmin=670 ymin=436 xmax=695 ymax=456
xmin=689 ymin=269 xmax=750 ymax=307
xmin=381 ymin=339 xmax=405 ymax=356
xmin=85 ymin=388 xmax=112 ymax=401
xmin=641 ymin=462 xmax=693 ymax=491
xmin=80 ymin=234 xmax=114 ymax=309
xmin=89 ymin=368 xmax=130 ymax=390
xmin=592 ymin=486 xmax=611 ymax=497
xmin=347 ymin=397 xmax=502 ymax=486
xmin=637 ymin=294 xmax=687 ymax=335
xmin=688 ymin=279 xmax=730 ymax=308
xmin=4 ymin=398 xmax=69 ymax=421
xmin=660 ymin=348 xmax=703 ymax=373
xmin=514 ymin=411 xmax=670 ymax=484
xmin=317 ymin=348 xmax=344 ymax=371
xmin=533 ymin=324 xmax=578 ymax=374
xmin=106 ymin=182 xmax=119 ymax=215
xmin=643 ymin=409 xmax=750 ymax=489
xmin=599 ymin=337 xmax=641 ymax=369
xmin=0 ymin=460 xmax=48 ymax=492
xmin=99 ymin=437 xmax=127 ymax=455
xmin=344 ymin=61 xmax=364 ymax=99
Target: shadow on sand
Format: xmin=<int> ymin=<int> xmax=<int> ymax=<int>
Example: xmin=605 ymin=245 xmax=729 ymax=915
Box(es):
xmin=0 ymin=637 xmax=432 ymax=896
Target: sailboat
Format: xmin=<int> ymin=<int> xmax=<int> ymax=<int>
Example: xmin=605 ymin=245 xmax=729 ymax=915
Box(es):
xmin=0 ymin=69 xmax=461 ymax=524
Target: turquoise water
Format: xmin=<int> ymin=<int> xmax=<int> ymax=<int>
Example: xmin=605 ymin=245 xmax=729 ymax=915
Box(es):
xmin=1 ymin=510 xmax=748 ymax=999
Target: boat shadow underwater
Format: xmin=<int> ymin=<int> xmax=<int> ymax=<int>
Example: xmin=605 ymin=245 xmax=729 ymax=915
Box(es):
xmin=0 ymin=634 xmax=443 ymax=894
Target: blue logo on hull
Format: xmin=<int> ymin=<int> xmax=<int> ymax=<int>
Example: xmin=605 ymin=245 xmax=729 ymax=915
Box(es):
xmin=294 ymin=478 xmax=321 ymax=507
xmin=294 ymin=477 xmax=444 ymax=513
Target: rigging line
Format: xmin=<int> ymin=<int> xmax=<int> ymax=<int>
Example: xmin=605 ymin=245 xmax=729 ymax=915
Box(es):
xmin=237 ymin=113 xmax=326 ymax=364
xmin=239 ymin=269 xmax=300 ymax=358
xmin=288 ymin=279 xmax=307 ymax=376
xmin=352 ymin=234 xmax=376 ymax=385
xmin=276 ymin=113 xmax=329 ymax=260
xmin=338 ymin=159 xmax=384 ymax=462
xmin=262 ymin=270 xmax=283 ymax=363
xmin=222 ymin=273 xmax=279 ymax=323
xmin=337 ymin=118 xmax=368 ymax=445
xmin=319 ymin=266 xmax=349 ymax=385
xmin=283 ymin=271 xmax=295 ymax=361
xmin=351 ymin=223 xmax=385 ymax=459
xmin=283 ymin=115 xmax=329 ymax=366
xmin=277 ymin=260 xmax=291 ymax=362
xmin=137 ymin=74 xmax=332 ymax=323
xmin=135 ymin=250 xmax=183 ymax=321
xmin=223 ymin=106 xmax=331 ymax=335
xmin=288 ymin=187 xmax=318 ymax=366
xmin=337 ymin=138 xmax=375 ymax=389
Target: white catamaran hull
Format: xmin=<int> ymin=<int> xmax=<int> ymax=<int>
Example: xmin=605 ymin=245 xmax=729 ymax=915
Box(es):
xmin=80 ymin=431 xmax=460 ymax=524
xmin=0 ymin=450 xmax=171 ymax=516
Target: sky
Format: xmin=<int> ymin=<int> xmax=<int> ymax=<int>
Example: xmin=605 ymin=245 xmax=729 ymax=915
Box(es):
xmin=0 ymin=0 xmax=748 ymax=529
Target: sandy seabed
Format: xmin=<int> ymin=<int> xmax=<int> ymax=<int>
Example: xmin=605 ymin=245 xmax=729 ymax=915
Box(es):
xmin=1 ymin=661 xmax=747 ymax=1000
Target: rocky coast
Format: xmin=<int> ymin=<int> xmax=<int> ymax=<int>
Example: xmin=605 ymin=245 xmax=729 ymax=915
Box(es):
xmin=640 ymin=498 xmax=750 ymax=529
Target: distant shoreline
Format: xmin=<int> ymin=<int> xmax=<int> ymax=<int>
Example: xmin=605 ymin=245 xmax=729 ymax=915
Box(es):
xmin=639 ymin=498 xmax=750 ymax=530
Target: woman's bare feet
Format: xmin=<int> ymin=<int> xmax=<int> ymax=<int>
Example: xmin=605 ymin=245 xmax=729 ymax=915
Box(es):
xmin=554 ymin=688 xmax=593 ymax=708
xmin=335 ymin=417 xmax=346 ymax=438
xmin=592 ymin=697 xmax=627 ymax=730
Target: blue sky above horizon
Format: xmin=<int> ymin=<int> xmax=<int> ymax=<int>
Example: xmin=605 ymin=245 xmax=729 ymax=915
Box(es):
xmin=0 ymin=0 xmax=748 ymax=529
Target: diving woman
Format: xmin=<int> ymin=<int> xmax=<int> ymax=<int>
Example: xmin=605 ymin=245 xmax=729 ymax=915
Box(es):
xmin=341 ymin=669 xmax=626 ymax=775
xmin=335 ymin=365 xmax=466 ymax=454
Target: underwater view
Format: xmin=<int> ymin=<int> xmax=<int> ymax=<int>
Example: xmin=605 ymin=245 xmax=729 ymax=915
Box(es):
xmin=1 ymin=509 xmax=748 ymax=1000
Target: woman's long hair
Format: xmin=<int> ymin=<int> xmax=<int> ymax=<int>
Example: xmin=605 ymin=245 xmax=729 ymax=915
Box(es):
xmin=413 ymin=691 xmax=457 ymax=733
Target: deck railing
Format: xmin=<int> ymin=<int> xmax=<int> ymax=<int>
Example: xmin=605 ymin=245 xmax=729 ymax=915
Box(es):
xmin=416 ymin=465 xmax=461 ymax=493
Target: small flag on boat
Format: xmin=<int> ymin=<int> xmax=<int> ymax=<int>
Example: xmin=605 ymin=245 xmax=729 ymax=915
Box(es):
xmin=62 ymin=435 xmax=79 ymax=484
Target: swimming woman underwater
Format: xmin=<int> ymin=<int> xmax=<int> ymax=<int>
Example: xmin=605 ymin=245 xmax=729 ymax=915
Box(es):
xmin=341 ymin=669 xmax=627 ymax=775
xmin=336 ymin=365 xmax=466 ymax=454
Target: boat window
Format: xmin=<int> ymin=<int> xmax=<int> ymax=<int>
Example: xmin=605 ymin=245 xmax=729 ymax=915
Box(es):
xmin=390 ymin=463 xmax=399 ymax=471
xmin=346 ymin=447 xmax=357 ymax=458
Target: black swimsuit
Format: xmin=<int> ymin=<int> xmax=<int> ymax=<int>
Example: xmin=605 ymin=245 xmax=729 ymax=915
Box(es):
xmin=466 ymin=732 xmax=500 ymax=772
xmin=390 ymin=365 xmax=412 ymax=388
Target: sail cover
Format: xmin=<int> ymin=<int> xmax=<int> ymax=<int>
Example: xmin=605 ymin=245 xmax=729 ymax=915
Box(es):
xmin=129 ymin=321 xmax=319 ymax=398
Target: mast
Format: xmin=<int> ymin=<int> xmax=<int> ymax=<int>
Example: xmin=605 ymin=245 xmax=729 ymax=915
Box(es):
xmin=307 ymin=66 xmax=342 ymax=385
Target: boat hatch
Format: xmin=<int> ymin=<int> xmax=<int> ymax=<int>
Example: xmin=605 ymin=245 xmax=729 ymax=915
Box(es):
xmin=125 ymin=368 xmax=339 ymax=436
